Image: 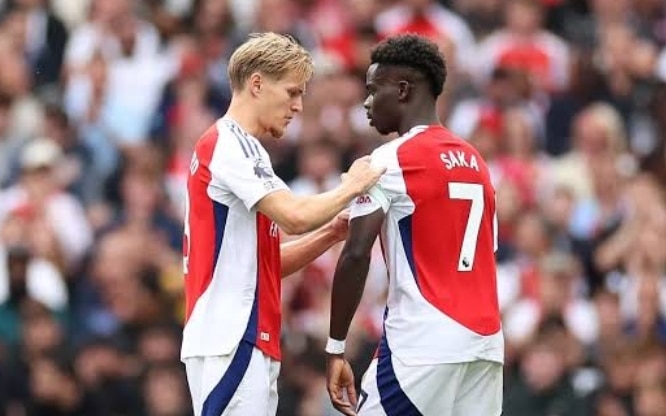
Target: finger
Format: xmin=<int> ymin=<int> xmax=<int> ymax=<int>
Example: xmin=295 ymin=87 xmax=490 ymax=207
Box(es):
xmin=326 ymin=380 xmax=339 ymax=399
xmin=346 ymin=384 xmax=358 ymax=409
xmin=373 ymin=165 xmax=387 ymax=174
xmin=333 ymin=383 xmax=358 ymax=416
xmin=332 ymin=398 xmax=356 ymax=416
xmin=330 ymin=389 xmax=349 ymax=409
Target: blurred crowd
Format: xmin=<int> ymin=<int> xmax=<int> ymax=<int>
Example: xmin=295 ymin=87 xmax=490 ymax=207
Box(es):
xmin=0 ymin=0 xmax=665 ymax=415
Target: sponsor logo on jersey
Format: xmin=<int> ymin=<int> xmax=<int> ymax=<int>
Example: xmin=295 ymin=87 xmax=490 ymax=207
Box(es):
xmin=356 ymin=194 xmax=372 ymax=204
xmin=253 ymin=158 xmax=274 ymax=178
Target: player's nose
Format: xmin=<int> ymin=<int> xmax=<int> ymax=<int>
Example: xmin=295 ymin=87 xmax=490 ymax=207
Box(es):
xmin=363 ymin=95 xmax=371 ymax=110
xmin=291 ymin=96 xmax=303 ymax=113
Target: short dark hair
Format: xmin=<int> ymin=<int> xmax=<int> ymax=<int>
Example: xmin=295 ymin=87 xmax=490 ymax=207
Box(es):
xmin=370 ymin=34 xmax=447 ymax=98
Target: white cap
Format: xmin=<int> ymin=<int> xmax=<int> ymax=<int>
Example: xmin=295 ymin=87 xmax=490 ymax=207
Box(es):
xmin=20 ymin=138 xmax=62 ymax=170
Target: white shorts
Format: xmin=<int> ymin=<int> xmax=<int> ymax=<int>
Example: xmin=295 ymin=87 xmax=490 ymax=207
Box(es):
xmin=357 ymin=354 xmax=503 ymax=416
xmin=183 ymin=341 xmax=281 ymax=416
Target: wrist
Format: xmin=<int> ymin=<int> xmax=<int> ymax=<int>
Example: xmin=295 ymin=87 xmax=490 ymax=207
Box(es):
xmin=325 ymin=337 xmax=346 ymax=355
xmin=324 ymin=222 xmax=344 ymax=244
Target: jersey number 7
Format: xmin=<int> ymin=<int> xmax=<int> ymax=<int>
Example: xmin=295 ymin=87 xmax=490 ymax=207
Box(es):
xmin=448 ymin=182 xmax=497 ymax=272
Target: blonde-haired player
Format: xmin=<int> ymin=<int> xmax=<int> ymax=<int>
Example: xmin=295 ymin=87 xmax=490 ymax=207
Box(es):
xmin=181 ymin=32 xmax=385 ymax=416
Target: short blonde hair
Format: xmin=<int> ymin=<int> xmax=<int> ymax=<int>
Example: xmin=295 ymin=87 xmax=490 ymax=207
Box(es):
xmin=227 ymin=32 xmax=314 ymax=91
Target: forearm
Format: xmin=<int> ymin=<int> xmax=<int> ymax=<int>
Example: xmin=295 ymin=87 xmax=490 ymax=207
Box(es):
xmin=281 ymin=225 xmax=342 ymax=278
xmin=290 ymin=187 xmax=357 ymax=234
xmin=329 ymin=250 xmax=371 ymax=341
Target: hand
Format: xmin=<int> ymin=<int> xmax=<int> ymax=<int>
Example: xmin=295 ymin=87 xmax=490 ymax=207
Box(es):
xmin=328 ymin=210 xmax=350 ymax=242
xmin=326 ymin=354 xmax=357 ymax=416
xmin=343 ymin=156 xmax=385 ymax=196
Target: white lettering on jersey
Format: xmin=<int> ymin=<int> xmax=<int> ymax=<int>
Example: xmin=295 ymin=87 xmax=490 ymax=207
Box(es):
xmin=260 ymin=332 xmax=270 ymax=341
xmin=183 ymin=188 xmax=191 ymax=274
xmin=440 ymin=151 xmax=479 ymax=172
xmin=269 ymin=221 xmax=279 ymax=238
xmin=190 ymin=154 xmax=199 ymax=174
xmin=448 ymin=182 xmax=484 ymax=271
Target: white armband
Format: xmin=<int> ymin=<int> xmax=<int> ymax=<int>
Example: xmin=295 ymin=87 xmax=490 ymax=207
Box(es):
xmin=367 ymin=185 xmax=390 ymax=213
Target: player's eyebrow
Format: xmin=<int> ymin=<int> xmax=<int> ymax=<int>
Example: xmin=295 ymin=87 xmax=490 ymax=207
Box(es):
xmin=288 ymin=87 xmax=306 ymax=96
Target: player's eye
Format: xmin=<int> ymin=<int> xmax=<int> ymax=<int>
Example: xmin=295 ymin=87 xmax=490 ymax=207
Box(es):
xmin=288 ymin=89 xmax=303 ymax=98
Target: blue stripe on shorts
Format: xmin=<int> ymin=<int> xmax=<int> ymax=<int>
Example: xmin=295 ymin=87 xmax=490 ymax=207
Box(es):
xmin=202 ymin=341 xmax=254 ymax=416
xmin=377 ymin=334 xmax=423 ymax=416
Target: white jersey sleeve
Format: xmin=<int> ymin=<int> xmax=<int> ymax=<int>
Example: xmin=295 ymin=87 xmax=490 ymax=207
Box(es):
xmin=349 ymin=127 xmax=429 ymax=220
xmin=349 ymin=143 xmax=404 ymax=220
xmin=211 ymin=122 xmax=289 ymax=210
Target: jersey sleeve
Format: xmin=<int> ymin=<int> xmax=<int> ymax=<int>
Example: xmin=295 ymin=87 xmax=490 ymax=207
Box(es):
xmin=349 ymin=146 xmax=398 ymax=220
xmin=210 ymin=131 xmax=289 ymax=210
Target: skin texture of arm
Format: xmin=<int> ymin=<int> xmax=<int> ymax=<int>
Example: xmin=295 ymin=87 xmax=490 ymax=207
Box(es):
xmin=326 ymin=208 xmax=385 ymax=416
xmin=257 ymin=156 xmax=385 ymax=235
xmin=329 ymin=209 xmax=385 ymax=339
xmin=258 ymin=187 xmax=357 ymax=235
xmin=280 ymin=211 xmax=349 ymax=278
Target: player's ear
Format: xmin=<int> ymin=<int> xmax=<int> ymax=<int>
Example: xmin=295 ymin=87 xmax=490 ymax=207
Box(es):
xmin=397 ymin=80 xmax=411 ymax=102
xmin=249 ymin=72 xmax=262 ymax=96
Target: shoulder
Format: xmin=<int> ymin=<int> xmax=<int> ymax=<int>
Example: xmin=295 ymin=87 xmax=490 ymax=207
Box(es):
xmin=442 ymin=129 xmax=491 ymax=174
xmin=194 ymin=120 xmax=252 ymax=165
xmin=193 ymin=122 xmax=223 ymax=165
xmin=371 ymin=126 xmax=430 ymax=164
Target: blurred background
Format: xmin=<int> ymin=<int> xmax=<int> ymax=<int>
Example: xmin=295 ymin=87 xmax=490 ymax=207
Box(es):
xmin=0 ymin=0 xmax=665 ymax=415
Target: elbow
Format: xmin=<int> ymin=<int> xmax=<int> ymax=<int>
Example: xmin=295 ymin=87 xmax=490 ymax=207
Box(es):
xmin=279 ymin=213 xmax=309 ymax=235
xmin=341 ymin=246 xmax=371 ymax=264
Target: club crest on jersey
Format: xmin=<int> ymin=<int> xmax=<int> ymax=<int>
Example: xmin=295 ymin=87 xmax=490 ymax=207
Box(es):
xmin=253 ymin=158 xmax=274 ymax=179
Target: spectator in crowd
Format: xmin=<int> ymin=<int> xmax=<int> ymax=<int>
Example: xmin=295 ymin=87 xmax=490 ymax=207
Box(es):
xmin=1 ymin=1 xmax=666 ymax=415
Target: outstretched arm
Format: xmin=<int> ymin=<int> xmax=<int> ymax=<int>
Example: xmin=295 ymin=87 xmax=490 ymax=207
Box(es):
xmin=258 ymin=157 xmax=385 ymax=235
xmin=281 ymin=211 xmax=349 ymax=278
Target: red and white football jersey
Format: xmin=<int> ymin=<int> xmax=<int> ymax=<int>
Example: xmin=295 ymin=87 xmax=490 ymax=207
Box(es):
xmin=351 ymin=125 xmax=504 ymax=365
xmin=181 ymin=118 xmax=287 ymax=361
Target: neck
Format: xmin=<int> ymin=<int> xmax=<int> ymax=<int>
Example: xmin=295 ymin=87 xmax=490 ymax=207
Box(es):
xmin=397 ymin=103 xmax=440 ymax=136
xmin=225 ymin=94 xmax=264 ymax=137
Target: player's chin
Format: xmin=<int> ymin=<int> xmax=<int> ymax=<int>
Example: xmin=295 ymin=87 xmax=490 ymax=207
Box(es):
xmin=373 ymin=124 xmax=390 ymax=136
xmin=270 ymin=126 xmax=285 ymax=139
xmin=369 ymin=118 xmax=388 ymax=135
